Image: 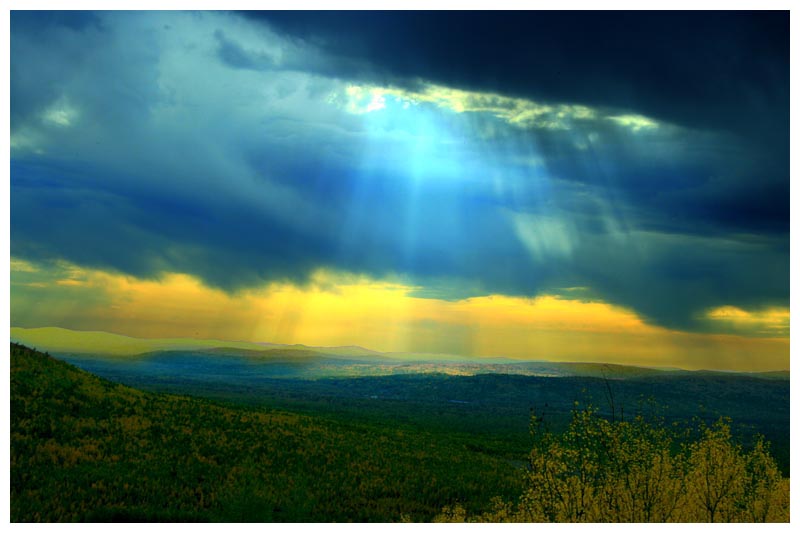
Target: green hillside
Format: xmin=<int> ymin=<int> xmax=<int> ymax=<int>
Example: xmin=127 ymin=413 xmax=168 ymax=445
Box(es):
xmin=10 ymin=343 xmax=523 ymax=522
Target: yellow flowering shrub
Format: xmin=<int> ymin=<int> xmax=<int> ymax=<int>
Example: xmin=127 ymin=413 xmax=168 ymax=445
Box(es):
xmin=436 ymin=405 xmax=789 ymax=523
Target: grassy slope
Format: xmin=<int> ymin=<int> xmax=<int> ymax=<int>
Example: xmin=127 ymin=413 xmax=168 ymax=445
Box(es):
xmin=10 ymin=343 xmax=523 ymax=522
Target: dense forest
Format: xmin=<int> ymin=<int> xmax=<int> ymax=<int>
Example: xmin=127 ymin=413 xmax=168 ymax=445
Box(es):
xmin=11 ymin=343 xmax=522 ymax=521
xmin=11 ymin=343 xmax=789 ymax=522
xmin=57 ymin=347 xmax=790 ymax=476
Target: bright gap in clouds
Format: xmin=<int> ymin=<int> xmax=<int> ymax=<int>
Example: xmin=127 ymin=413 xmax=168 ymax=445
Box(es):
xmin=10 ymin=259 xmax=789 ymax=372
xmin=10 ymin=11 xmax=788 ymax=371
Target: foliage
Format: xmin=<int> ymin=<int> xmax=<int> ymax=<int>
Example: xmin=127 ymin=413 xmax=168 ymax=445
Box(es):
xmin=60 ymin=351 xmax=791 ymax=476
xmin=436 ymin=404 xmax=789 ymax=522
xmin=11 ymin=343 xmax=522 ymax=522
xmin=11 ymin=342 xmax=789 ymax=523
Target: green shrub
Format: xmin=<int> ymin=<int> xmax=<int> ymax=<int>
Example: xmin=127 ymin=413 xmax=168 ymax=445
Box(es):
xmin=436 ymin=405 xmax=789 ymax=522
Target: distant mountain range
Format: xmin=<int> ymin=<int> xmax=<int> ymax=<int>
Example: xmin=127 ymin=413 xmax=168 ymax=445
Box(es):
xmin=10 ymin=326 xmax=789 ymax=381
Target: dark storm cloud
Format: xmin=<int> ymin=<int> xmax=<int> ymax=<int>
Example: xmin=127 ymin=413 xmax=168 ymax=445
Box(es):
xmin=10 ymin=12 xmax=103 ymax=129
xmin=521 ymin=123 xmax=788 ymax=237
xmin=215 ymin=30 xmax=277 ymax=70
xmin=10 ymin=159 xmax=341 ymax=291
xmin=9 ymin=11 xmax=789 ymax=334
xmin=252 ymin=11 xmax=788 ymax=138
xmin=253 ymin=10 xmax=790 ymax=238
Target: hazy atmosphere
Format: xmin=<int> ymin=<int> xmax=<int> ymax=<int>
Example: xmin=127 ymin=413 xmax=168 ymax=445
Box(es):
xmin=9 ymin=10 xmax=791 ymax=524
xmin=10 ymin=11 xmax=789 ymax=370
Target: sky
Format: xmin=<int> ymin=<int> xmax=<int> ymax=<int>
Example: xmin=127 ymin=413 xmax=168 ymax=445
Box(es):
xmin=9 ymin=10 xmax=790 ymax=371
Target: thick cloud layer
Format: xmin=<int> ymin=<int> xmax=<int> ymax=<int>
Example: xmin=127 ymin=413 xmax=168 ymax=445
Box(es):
xmin=10 ymin=11 xmax=789 ymax=332
xmin=255 ymin=12 xmax=788 ymax=136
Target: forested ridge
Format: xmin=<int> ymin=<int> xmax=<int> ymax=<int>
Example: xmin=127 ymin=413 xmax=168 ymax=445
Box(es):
xmin=11 ymin=343 xmax=521 ymax=522
xmin=11 ymin=343 xmax=789 ymax=522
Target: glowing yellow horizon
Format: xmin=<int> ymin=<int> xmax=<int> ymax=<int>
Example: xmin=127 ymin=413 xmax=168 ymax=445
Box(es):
xmin=10 ymin=258 xmax=789 ymax=372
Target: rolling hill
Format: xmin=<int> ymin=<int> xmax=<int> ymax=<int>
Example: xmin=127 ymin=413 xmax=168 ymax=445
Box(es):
xmin=11 ymin=343 xmax=523 ymax=522
xmin=11 ymin=326 xmax=789 ymax=380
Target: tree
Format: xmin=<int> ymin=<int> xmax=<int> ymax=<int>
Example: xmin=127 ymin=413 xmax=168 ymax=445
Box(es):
xmin=435 ymin=405 xmax=789 ymax=523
